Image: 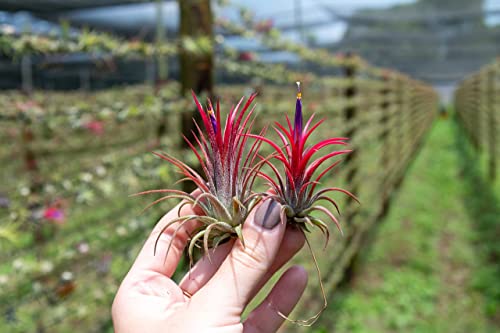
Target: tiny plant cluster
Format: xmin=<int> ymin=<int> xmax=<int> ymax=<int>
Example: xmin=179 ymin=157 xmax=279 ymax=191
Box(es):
xmin=138 ymin=82 xmax=357 ymax=272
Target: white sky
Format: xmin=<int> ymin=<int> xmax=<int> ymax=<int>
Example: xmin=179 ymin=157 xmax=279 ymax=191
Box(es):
xmin=222 ymin=0 xmax=417 ymax=46
xmin=68 ymin=0 xmax=500 ymax=44
xmin=70 ymin=0 xmax=417 ymax=30
xmin=485 ymin=0 xmax=500 ymax=25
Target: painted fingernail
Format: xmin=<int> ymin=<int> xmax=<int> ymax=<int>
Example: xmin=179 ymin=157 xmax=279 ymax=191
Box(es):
xmin=255 ymin=199 xmax=281 ymax=229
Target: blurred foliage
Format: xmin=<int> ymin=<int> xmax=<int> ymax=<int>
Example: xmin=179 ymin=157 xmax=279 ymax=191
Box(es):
xmin=0 ymin=223 xmax=20 ymax=248
xmin=0 ymin=26 xmax=218 ymax=59
xmin=0 ymin=87 xmax=177 ymax=332
xmin=0 ymin=29 xmax=175 ymax=58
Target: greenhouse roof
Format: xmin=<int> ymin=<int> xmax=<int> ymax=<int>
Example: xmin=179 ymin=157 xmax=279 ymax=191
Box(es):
xmin=0 ymin=0 xmax=153 ymax=13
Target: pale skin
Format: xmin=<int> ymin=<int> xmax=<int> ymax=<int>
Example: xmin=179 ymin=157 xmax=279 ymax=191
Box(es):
xmin=112 ymin=197 xmax=307 ymax=333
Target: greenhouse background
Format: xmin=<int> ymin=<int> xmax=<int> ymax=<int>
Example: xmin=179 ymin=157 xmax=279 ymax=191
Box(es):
xmin=0 ymin=0 xmax=499 ymax=332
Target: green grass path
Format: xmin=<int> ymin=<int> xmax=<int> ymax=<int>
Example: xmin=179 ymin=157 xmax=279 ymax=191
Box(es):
xmin=319 ymin=118 xmax=500 ymax=333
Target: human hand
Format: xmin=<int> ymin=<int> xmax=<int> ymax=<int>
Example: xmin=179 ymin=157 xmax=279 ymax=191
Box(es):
xmin=112 ymin=197 xmax=307 ymax=333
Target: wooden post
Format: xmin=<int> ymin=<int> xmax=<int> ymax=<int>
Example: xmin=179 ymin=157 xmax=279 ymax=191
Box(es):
xmin=179 ymin=0 xmax=214 ymax=142
xmin=396 ymin=78 xmax=404 ymax=161
xmin=178 ymin=0 xmax=214 ymax=191
xmin=471 ymin=76 xmax=480 ymax=150
xmin=153 ymin=1 xmax=169 ymax=144
xmin=488 ymin=69 xmax=497 ymax=181
xmin=466 ymin=80 xmax=476 ymax=144
xmin=379 ymin=74 xmax=391 ymax=215
xmin=146 ymin=59 xmax=156 ymax=86
xmin=79 ymin=68 xmax=91 ymax=91
xmin=156 ymin=0 xmax=168 ymax=82
xmin=21 ymin=55 xmax=33 ymax=93
xmin=337 ymin=55 xmax=359 ymax=284
xmin=479 ymin=73 xmax=487 ymax=151
xmin=394 ymin=77 xmax=406 ymax=189
xmin=386 ymin=76 xmax=400 ymax=189
xmin=19 ymin=57 xmax=38 ymax=185
xmin=409 ymin=86 xmax=419 ymax=154
xmin=342 ymin=56 xmax=358 ymax=192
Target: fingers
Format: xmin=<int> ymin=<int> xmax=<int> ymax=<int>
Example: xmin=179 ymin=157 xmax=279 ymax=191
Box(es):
xmin=179 ymin=225 xmax=305 ymax=297
xmin=247 ymin=225 xmax=305 ymax=301
xmin=193 ymin=199 xmax=286 ymax=310
xmin=243 ymin=266 xmax=308 ymax=333
xmin=178 ymin=239 xmax=235 ymax=294
xmin=129 ymin=195 xmax=201 ymax=278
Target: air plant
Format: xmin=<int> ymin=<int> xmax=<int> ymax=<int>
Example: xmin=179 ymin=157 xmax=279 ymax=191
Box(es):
xmin=253 ymin=82 xmax=358 ymax=238
xmin=136 ymin=92 xmax=264 ymax=264
xmin=251 ymin=82 xmax=359 ymax=325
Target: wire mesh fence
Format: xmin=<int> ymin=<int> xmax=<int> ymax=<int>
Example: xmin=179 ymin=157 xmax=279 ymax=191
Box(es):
xmin=455 ymin=58 xmax=499 ymax=181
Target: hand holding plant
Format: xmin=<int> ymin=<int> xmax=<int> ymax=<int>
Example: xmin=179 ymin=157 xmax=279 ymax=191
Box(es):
xmin=114 ymin=83 xmax=357 ymax=331
xmin=112 ymin=196 xmax=307 ymax=333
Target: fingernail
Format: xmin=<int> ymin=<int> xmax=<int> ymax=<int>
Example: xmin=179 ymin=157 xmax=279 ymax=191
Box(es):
xmin=255 ymin=199 xmax=281 ymax=229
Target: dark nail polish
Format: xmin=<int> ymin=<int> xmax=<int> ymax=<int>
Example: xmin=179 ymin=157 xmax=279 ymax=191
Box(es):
xmin=255 ymin=199 xmax=281 ymax=229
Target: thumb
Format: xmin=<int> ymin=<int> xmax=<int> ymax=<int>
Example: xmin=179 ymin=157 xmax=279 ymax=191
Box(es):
xmin=193 ymin=199 xmax=286 ymax=311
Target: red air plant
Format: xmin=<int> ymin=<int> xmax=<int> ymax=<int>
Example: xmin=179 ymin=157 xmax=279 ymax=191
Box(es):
xmin=136 ymin=93 xmax=264 ymax=263
xmin=253 ymin=82 xmax=358 ymax=241
xmin=252 ymin=82 xmax=359 ymax=325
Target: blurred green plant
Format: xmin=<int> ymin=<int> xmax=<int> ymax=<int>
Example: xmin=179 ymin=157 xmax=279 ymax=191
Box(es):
xmin=326 ymin=118 xmax=499 ymax=332
xmin=0 ymin=222 xmax=20 ymax=248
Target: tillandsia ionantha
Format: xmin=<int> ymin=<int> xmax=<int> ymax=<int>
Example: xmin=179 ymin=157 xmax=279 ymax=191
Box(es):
xmin=251 ymin=82 xmax=359 ymax=325
xmin=135 ymin=92 xmax=264 ymax=265
xmin=253 ymin=82 xmax=358 ymax=239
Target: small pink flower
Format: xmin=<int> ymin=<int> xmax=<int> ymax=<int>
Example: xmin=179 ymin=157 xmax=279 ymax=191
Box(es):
xmin=83 ymin=120 xmax=104 ymax=135
xmin=43 ymin=206 xmax=65 ymax=224
xmin=76 ymin=242 xmax=90 ymax=254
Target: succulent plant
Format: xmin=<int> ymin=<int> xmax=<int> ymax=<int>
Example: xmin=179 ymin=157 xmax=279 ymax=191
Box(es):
xmin=250 ymin=82 xmax=359 ymax=325
xmin=252 ymin=82 xmax=358 ymax=243
xmin=137 ymin=92 xmax=263 ymax=264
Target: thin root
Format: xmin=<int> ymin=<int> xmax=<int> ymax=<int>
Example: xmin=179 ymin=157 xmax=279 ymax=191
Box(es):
xmin=273 ymin=232 xmax=327 ymax=327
